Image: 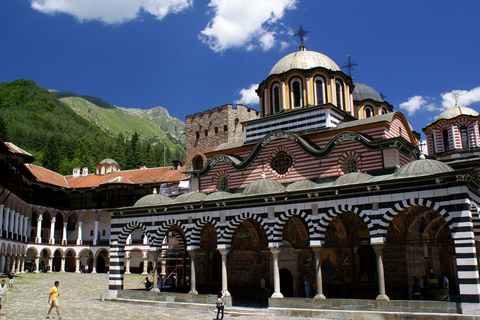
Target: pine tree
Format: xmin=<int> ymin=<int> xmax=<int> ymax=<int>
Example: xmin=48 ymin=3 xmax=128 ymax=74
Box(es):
xmin=42 ymin=135 xmax=61 ymax=172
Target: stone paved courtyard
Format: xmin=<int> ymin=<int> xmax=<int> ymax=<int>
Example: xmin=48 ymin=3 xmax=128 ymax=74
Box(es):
xmin=0 ymin=272 xmax=315 ymax=320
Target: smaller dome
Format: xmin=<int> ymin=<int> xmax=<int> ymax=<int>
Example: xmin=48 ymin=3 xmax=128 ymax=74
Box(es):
xmin=204 ymin=191 xmax=237 ymax=201
xmin=286 ymin=179 xmax=318 ymax=191
xmin=99 ymin=158 xmax=119 ymax=165
xmin=436 ymin=105 xmax=479 ymax=121
xmin=134 ymin=193 xmax=172 ymax=207
xmin=174 ymin=192 xmax=207 ymax=203
xmin=394 ymin=159 xmax=453 ymax=177
xmin=353 ymin=83 xmax=383 ymax=102
xmin=243 ymin=176 xmax=284 ymax=195
xmin=333 ymin=172 xmax=373 ymax=186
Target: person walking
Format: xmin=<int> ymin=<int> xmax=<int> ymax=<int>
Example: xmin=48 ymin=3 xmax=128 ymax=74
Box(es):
xmin=442 ymin=272 xmax=450 ymax=301
xmin=216 ymin=290 xmax=227 ymax=320
xmin=46 ymin=280 xmax=61 ymax=319
xmin=0 ymin=279 xmax=7 ymax=316
xmin=304 ymin=278 xmax=312 ymax=298
xmin=8 ymin=270 xmax=14 ymax=287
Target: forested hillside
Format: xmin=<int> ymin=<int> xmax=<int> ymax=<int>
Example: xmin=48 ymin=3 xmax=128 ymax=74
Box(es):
xmin=0 ymin=79 xmax=185 ymax=175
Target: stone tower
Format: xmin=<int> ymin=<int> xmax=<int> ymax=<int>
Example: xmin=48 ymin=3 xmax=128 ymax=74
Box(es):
xmin=185 ymin=104 xmax=259 ymax=171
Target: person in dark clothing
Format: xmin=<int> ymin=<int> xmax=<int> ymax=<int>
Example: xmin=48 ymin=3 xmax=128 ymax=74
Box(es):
xmin=216 ymin=290 xmax=227 ymax=320
xmin=144 ymin=277 xmax=152 ymax=291
xmin=412 ymin=276 xmax=422 ymax=300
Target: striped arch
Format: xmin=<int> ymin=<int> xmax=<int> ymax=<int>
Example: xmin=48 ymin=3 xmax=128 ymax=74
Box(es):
xmin=272 ymin=208 xmax=315 ymax=244
xmin=153 ymin=219 xmax=189 ymax=248
xmin=318 ymin=203 xmax=374 ymax=243
xmin=116 ymin=221 xmax=153 ymax=246
xmin=377 ymin=198 xmax=451 ymax=240
xmin=220 ymin=211 xmax=272 ymax=246
xmin=190 ymin=216 xmax=220 ymax=247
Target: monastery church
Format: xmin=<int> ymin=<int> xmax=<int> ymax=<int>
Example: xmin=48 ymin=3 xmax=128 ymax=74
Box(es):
xmin=2 ymin=40 xmax=480 ymax=315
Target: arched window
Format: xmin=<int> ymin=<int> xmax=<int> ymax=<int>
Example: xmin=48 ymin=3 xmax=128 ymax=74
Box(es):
xmin=204 ymin=129 xmax=208 ymax=137
xmin=270 ymin=83 xmax=281 ymax=114
xmin=380 ymin=108 xmax=387 ymax=115
xmin=314 ymin=76 xmax=326 ymax=105
xmin=335 ymin=80 xmax=344 ymax=109
xmin=214 ymin=127 xmax=218 ymax=134
xmin=460 ymin=126 xmax=469 ymax=149
xmin=364 ymin=106 xmax=374 ymax=118
xmin=442 ymin=129 xmax=450 ymax=152
xmin=217 ymin=174 xmax=229 ymax=191
xmin=289 ymin=78 xmax=303 ymax=108
xmin=193 ymin=156 xmax=204 ymax=170
xmin=223 ymin=125 xmax=228 ymax=132
xmin=343 ymin=156 xmax=358 ymax=173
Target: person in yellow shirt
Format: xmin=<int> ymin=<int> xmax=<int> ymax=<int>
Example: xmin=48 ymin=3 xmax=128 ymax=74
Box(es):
xmin=46 ymin=281 xmax=61 ymax=319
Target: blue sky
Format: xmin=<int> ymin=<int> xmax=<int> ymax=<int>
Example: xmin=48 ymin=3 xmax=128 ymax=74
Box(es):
xmin=1 ymin=0 xmax=480 ymax=138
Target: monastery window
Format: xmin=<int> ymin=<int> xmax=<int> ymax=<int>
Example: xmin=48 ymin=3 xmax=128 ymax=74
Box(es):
xmin=289 ymin=78 xmax=303 ymax=108
xmin=343 ymin=156 xmax=358 ymax=173
xmin=364 ymin=106 xmax=374 ymax=118
xmin=461 ymin=126 xmax=469 ymax=149
xmin=204 ymin=129 xmax=208 ymax=137
xmin=314 ymin=76 xmax=326 ymax=105
xmin=217 ymin=174 xmax=229 ymax=191
xmin=214 ymin=127 xmax=219 ymax=134
xmin=193 ymin=155 xmax=204 ymax=170
xmin=234 ymin=118 xmax=239 ymax=132
xmin=195 ymin=131 xmax=199 ymax=140
xmin=90 ymin=230 xmax=94 ymax=236
xmin=271 ymin=150 xmax=293 ymax=175
xmin=224 ymin=125 xmax=228 ymax=132
xmin=271 ymin=82 xmax=281 ymax=114
xmin=103 ymin=230 xmax=106 ymax=236
xmin=335 ymin=80 xmax=344 ymax=109
xmin=380 ymin=108 xmax=387 ymax=115
xmin=442 ymin=129 xmax=450 ymax=151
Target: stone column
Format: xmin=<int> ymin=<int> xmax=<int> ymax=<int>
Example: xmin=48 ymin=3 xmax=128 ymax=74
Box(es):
xmin=9 ymin=210 xmax=15 ymax=239
xmin=20 ymin=256 xmax=25 ymax=273
xmin=62 ymin=222 xmax=68 ymax=245
xmin=93 ymin=220 xmax=99 ymax=245
xmin=219 ymin=248 xmax=230 ymax=296
xmin=91 ymin=256 xmax=97 ymax=274
xmin=270 ymin=247 xmax=283 ymax=298
xmin=0 ymin=254 xmax=5 ymax=274
xmin=17 ymin=214 xmax=23 ymax=241
xmin=3 ymin=207 xmax=9 ymax=238
xmin=23 ymin=217 xmax=29 ymax=242
xmin=35 ymin=255 xmax=40 ymax=273
xmin=48 ymin=256 xmax=53 ymax=273
xmin=75 ymin=256 xmax=81 ymax=273
xmin=60 ymin=257 xmax=66 ymax=272
xmin=14 ymin=255 xmax=20 ymax=273
xmin=0 ymin=204 xmax=4 ymax=233
xmin=36 ymin=217 xmax=42 ymax=243
xmin=49 ymin=218 xmax=56 ymax=244
xmin=124 ymin=256 xmax=131 ymax=275
xmin=312 ymin=247 xmax=326 ymax=299
xmin=5 ymin=255 xmax=11 ymax=274
xmin=188 ymin=249 xmax=198 ymax=294
xmin=373 ymin=245 xmax=389 ymax=301
xmin=151 ymin=250 xmax=160 ymax=293
xmin=76 ymin=221 xmax=83 ymax=245
xmin=142 ymin=254 xmax=148 ymax=275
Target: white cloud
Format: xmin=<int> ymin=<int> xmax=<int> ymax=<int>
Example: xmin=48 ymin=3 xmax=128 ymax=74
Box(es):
xmin=399 ymin=95 xmax=437 ymax=116
xmin=30 ymin=0 xmax=193 ymax=24
xmin=199 ymin=0 xmax=297 ymax=52
xmin=235 ymin=83 xmax=259 ymax=105
xmin=440 ymin=86 xmax=480 ymax=109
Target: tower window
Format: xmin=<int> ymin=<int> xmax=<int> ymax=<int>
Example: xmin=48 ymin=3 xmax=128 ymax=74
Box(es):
xmin=204 ymin=129 xmax=208 ymax=137
xmin=442 ymin=129 xmax=450 ymax=152
xmin=335 ymin=80 xmax=344 ymax=109
xmin=460 ymin=126 xmax=469 ymax=149
xmin=314 ymin=76 xmax=326 ymax=105
xmin=290 ymin=78 xmax=303 ymax=108
xmin=380 ymin=108 xmax=387 ymax=115
xmin=214 ymin=127 xmax=219 ymax=134
xmin=364 ymin=106 xmax=374 ymax=118
xmin=195 ymin=131 xmax=199 ymax=140
xmin=271 ymin=83 xmax=281 ymax=114
xmin=224 ymin=125 xmax=228 ymax=132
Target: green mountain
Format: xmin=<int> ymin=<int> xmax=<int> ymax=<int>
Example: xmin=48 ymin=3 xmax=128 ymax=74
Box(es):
xmin=52 ymin=91 xmax=185 ymax=145
xmin=0 ymin=79 xmax=185 ymax=175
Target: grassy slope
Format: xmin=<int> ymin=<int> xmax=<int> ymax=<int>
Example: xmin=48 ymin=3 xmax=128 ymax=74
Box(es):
xmin=60 ymin=96 xmax=184 ymax=149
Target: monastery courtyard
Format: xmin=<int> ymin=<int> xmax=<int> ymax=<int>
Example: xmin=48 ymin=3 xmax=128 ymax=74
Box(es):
xmin=1 ymin=272 xmax=314 ymax=320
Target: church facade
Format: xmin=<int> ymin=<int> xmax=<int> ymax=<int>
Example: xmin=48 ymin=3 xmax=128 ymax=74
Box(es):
xmin=1 ymin=43 xmax=480 ymax=314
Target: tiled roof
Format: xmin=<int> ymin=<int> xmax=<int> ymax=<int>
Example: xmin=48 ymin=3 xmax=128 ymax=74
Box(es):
xmin=25 ymin=164 xmax=187 ymax=189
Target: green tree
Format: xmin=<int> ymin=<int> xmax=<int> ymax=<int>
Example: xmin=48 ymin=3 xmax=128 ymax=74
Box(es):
xmin=0 ymin=114 xmax=8 ymax=141
xmin=74 ymin=135 xmax=95 ymax=171
xmin=42 ymin=135 xmax=61 ymax=172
